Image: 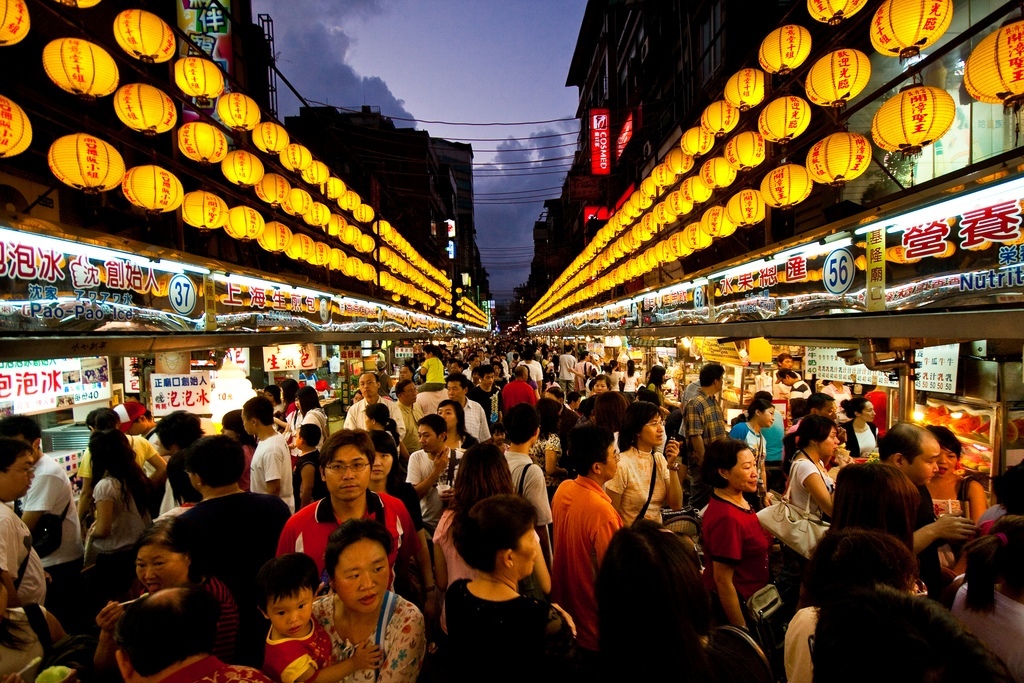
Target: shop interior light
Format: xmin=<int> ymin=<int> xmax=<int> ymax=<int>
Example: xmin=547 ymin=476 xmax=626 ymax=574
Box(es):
xmin=708 ymin=259 xmax=768 ymax=281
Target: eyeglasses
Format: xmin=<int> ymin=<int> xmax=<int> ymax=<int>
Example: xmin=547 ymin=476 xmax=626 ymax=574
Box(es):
xmin=324 ymin=462 xmax=370 ymax=474
xmin=645 ymin=420 xmax=664 ymax=427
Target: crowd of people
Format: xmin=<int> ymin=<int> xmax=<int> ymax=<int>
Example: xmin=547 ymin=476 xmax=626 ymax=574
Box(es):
xmin=1 ymin=340 xmax=1024 ymax=683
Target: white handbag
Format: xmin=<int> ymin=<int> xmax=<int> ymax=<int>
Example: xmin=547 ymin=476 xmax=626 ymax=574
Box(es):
xmin=756 ymin=468 xmax=829 ymax=559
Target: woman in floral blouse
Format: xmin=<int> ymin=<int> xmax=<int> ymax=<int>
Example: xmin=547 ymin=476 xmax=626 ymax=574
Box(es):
xmin=312 ymin=519 xmax=425 ymax=682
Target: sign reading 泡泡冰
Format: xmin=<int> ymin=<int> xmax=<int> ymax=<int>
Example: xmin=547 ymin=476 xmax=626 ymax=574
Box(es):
xmin=0 ymin=357 xmax=110 ymax=416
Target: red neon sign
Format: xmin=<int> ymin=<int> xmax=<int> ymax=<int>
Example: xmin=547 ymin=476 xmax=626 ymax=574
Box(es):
xmin=590 ymin=108 xmax=611 ymax=175
xmin=616 ymin=112 xmax=633 ymax=160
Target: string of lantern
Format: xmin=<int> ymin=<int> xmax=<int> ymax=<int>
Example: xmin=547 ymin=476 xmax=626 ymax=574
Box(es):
xmin=529 ymin=0 xmax=974 ymax=326
xmin=0 ymin=0 xmax=453 ymax=317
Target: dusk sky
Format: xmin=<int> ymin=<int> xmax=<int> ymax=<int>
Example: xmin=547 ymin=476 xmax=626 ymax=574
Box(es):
xmin=250 ymin=0 xmax=589 ymax=301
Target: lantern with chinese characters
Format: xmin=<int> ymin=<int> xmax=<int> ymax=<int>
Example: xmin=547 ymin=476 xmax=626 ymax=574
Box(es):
xmin=700 ymin=157 xmax=737 ymax=189
xmin=254 ymin=173 xmax=290 ymax=208
xmin=327 ymin=213 xmax=347 ymax=237
xmin=680 ymin=126 xmax=715 ymax=157
xmin=758 ymin=96 xmax=812 ymax=143
xmin=343 ymin=256 xmax=361 ymax=278
xmin=359 ymin=263 xmax=375 ymax=281
xmin=113 ymin=83 xmax=176 ymax=135
xmin=640 ymin=177 xmax=659 ymax=201
xmin=759 ymin=25 xmax=812 ymax=75
xmin=330 ymin=247 xmax=345 ymax=270
xmin=353 ymin=203 xmax=375 ymax=224
xmin=312 ymin=241 xmax=331 ymax=267
xmin=113 ymin=9 xmax=175 ymax=63
xmin=357 ymin=233 xmax=375 ymax=253
xmin=870 ymin=0 xmax=953 ymax=60
xmin=665 ymin=148 xmax=694 ymax=175
xmin=48 ymin=134 xmax=124 ymax=192
xmin=680 ymin=176 xmax=713 ymax=205
xmin=285 ymin=187 xmax=312 ymax=217
xmin=805 ymin=49 xmax=872 ymax=109
xmin=669 ymin=233 xmax=693 ymax=259
xmin=285 ymin=235 xmax=304 ymax=260
xmin=178 ymin=121 xmax=228 ymax=164
xmin=964 ymin=20 xmax=1024 ymax=111
xmin=700 ymin=100 xmax=741 ymax=138
xmin=324 ymin=176 xmax=346 ymax=200
xmin=666 ymin=190 xmax=693 ymax=218
xmin=224 ymin=206 xmax=265 ymax=241
xmin=760 ymin=164 xmax=814 ymax=209
xmin=683 ymin=221 xmax=712 ymax=251
xmin=723 ymin=68 xmax=765 ymax=111
xmin=341 ymin=224 xmax=360 ymax=246
xmin=806 ymin=132 xmax=872 ymax=186
xmin=122 ymin=165 xmax=183 ymax=213
xmin=0 ymin=0 xmax=29 ymax=46
xmin=252 ymin=121 xmax=289 ymax=153
xmin=301 ymin=160 xmax=329 ymax=185
xmin=173 ymin=57 xmax=224 ymax=107
xmin=221 ymin=150 xmax=264 ymax=188
xmin=652 ymin=164 xmax=677 ymax=188
xmin=0 ymin=94 xmax=31 ymax=158
xmin=181 ymin=190 xmax=228 ymax=230
xmin=43 ymin=38 xmax=119 ymax=99
xmin=724 ymin=131 xmax=766 ymax=171
xmin=807 ymin=0 xmax=867 ymax=24
xmin=216 ymin=92 xmax=261 ymax=131
xmin=304 ymin=202 xmax=331 ymax=227
xmin=723 ymin=190 xmax=763 ymax=228
xmin=871 ymin=86 xmax=955 ymax=156
xmin=700 ymin=205 xmax=738 ymax=239
xmin=279 ymin=143 xmax=312 ymax=172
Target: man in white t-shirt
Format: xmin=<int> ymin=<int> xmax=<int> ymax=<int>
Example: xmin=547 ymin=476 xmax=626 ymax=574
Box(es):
xmin=242 ymin=395 xmax=294 ymax=513
xmin=557 ymin=347 xmax=577 ymax=396
xmin=343 ymin=372 xmax=405 ymax=441
xmin=406 ymin=414 xmax=461 ymax=534
xmin=503 ymin=404 xmax=553 ymax=566
xmin=0 ymin=437 xmax=46 ymax=606
xmin=445 ymin=374 xmax=490 ymax=443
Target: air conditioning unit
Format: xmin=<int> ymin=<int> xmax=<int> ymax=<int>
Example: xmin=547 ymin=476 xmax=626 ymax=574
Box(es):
xmin=0 ymin=172 xmax=62 ymax=224
xmin=643 ymin=141 xmax=653 ymax=158
xmin=640 ymin=37 xmax=649 ymax=63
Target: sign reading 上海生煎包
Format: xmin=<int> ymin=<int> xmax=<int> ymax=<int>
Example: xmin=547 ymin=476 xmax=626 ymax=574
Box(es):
xmin=212 ymin=277 xmax=333 ymax=332
xmin=150 ymin=371 xmax=213 ymax=417
xmin=0 ymin=357 xmax=110 ymax=416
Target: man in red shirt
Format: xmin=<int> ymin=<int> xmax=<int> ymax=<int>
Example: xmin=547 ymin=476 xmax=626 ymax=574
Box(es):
xmin=276 ymin=430 xmax=421 ymax=590
xmin=550 ymin=424 xmax=622 ymax=661
xmin=501 ymin=365 xmax=537 ymax=410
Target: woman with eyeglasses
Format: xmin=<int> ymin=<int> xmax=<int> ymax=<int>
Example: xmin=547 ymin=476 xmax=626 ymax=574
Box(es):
xmin=606 ymin=401 xmax=683 ymax=526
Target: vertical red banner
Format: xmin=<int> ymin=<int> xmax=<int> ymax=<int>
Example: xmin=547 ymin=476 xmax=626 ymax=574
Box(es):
xmin=590 ymin=108 xmax=611 ymax=175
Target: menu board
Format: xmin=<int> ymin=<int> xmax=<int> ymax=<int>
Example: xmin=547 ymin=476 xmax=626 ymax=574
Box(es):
xmin=805 ymin=344 xmax=958 ymax=393
xmin=0 ymin=357 xmax=110 ymax=415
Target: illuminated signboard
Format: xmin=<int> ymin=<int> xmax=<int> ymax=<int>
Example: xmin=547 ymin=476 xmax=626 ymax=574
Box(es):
xmin=151 ymin=371 xmax=213 ymax=417
xmin=177 ymin=0 xmax=232 ymax=122
xmin=616 ymin=112 xmax=633 ymax=160
xmin=0 ymin=357 xmax=110 ymax=416
xmin=211 ymin=274 xmax=332 ymax=332
xmin=590 ymin=108 xmax=611 ymax=176
xmin=263 ymin=344 xmax=318 ymax=372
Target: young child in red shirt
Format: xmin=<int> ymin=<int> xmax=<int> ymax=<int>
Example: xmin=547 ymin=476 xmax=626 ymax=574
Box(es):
xmin=257 ymin=553 xmax=380 ymax=683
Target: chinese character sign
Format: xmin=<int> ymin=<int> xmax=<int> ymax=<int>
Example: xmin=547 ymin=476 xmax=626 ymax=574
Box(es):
xmin=0 ymin=357 xmax=110 ymax=415
xmin=866 ymin=228 xmax=886 ymax=312
xmin=150 ymin=371 xmax=212 ymax=417
xmin=590 ymin=108 xmax=611 ymax=175
xmin=263 ymin=344 xmax=318 ymax=371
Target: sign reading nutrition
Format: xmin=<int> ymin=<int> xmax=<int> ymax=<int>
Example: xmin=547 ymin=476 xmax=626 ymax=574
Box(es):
xmin=590 ymin=108 xmax=611 ymax=175
xmin=0 ymin=357 xmax=110 ymax=416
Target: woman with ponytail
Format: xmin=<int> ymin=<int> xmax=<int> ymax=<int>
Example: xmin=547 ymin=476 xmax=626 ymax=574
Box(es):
xmin=366 ymin=401 xmax=410 ymax=462
xmin=951 ymin=515 xmax=1024 ymax=681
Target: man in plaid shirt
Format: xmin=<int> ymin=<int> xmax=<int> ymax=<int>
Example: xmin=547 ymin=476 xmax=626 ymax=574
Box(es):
xmin=680 ymin=363 xmax=727 ymax=509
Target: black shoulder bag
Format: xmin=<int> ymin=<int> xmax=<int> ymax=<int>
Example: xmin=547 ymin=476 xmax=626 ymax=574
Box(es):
xmin=636 ymin=452 xmax=659 ymax=521
xmin=32 ymin=501 xmax=70 ymax=558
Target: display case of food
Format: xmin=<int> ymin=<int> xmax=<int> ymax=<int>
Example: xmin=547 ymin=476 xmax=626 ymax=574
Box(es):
xmin=916 ymin=397 xmax=995 ymax=475
xmin=1003 ymin=406 xmax=1024 ymax=469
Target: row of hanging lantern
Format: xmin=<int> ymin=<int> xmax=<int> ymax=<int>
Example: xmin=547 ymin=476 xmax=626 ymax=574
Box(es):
xmin=456 ymin=297 xmax=490 ymax=327
xmin=1 ymin=1 xmax=453 ymax=314
xmin=530 ymin=0 xmax=974 ymax=325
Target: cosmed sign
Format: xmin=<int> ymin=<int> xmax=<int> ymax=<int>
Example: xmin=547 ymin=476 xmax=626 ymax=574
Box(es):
xmin=590 ymin=108 xmax=611 ymax=176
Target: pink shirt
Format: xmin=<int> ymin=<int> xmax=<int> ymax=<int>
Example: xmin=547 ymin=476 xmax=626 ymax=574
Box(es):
xmin=433 ymin=509 xmax=473 ymax=634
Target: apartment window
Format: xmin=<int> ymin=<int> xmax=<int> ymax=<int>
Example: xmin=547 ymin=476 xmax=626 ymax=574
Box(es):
xmin=697 ymin=1 xmax=724 ymax=86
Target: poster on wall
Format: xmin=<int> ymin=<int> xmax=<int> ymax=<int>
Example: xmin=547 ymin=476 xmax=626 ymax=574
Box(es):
xmin=150 ymin=371 xmax=213 ymax=417
xmin=263 ymin=344 xmax=318 ymax=372
xmin=0 ymin=357 xmax=110 ymax=416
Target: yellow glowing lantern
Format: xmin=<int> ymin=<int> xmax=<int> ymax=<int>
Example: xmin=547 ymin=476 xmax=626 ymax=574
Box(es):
xmin=303 ymin=201 xmax=331 ymax=227
xmin=178 ymin=121 xmax=228 ymax=164
xmin=806 ymin=131 xmax=872 ymax=186
xmin=221 ymin=150 xmax=264 ymax=188
xmin=257 ymin=221 xmax=292 ymax=253
xmin=701 ymin=100 xmax=741 ymax=138
xmin=343 ymin=256 xmax=361 ymax=278
xmin=300 ymin=160 xmax=329 ymax=186
xmin=377 ymin=219 xmax=393 ymax=242
xmin=326 ymin=213 xmax=347 ymax=237
xmin=700 ymin=205 xmax=737 ymax=239
xmin=173 ymin=57 xmax=224 ymax=107
xmin=964 ymin=20 xmax=1024 ymax=110
xmin=680 ymin=176 xmax=713 ymax=205
xmin=291 ymin=234 xmax=315 ymax=262
xmin=330 ymin=248 xmax=345 ymax=270
xmin=871 ymin=86 xmax=955 ymax=156
xmin=341 ymin=224 xmax=360 ymax=246
xmin=113 ymin=83 xmax=176 ymax=135
xmin=758 ymin=96 xmax=812 ymax=143
xmin=654 ymin=202 xmax=674 ymax=225
xmin=338 ymin=189 xmax=361 ymax=212
xmin=723 ymin=131 xmax=766 ymax=172
xmin=635 ymin=188 xmax=654 ymax=210
xmin=48 ymin=134 xmax=124 ymax=192
xmin=279 ymin=143 xmax=312 ymax=172
xmin=652 ymin=164 xmax=677 ymax=188
xmin=181 ymin=190 xmax=228 ymax=230
xmin=113 ymin=9 xmax=175 ymax=63
xmin=665 ymin=148 xmax=694 ymax=175
xmin=285 ymin=236 xmax=304 ymax=260
xmin=680 ymin=126 xmax=715 ymax=157
xmin=723 ymin=68 xmax=766 ymax=111
xmin=216 ymin=92 xmax=261 ymax=131
xmin=0 ymin=0 xmax=29 ymax=46
xmin=805 ymin=49 xmax=872 ymax=109
xmin=224 ymin=206 xmax=265 ymax=241
xmin=359 ymin=263 xmax=376 ymax=282
xmin=700 ymin=156 xmax=738 ymax=189
xmin=760 ymin=164 xmax=814 ymax=209
xmin=759 ymin=25 xmax=812 ymax=75
xmin=323 ymin=177 xmax=346 ymax=200
xmin=683 ymin=222 xmax=713 ymax=251
xmin=725 ymin=189 xmax=766 ymax=227
xmin=285 ymin=187 xmax=312 ymax=217
xmin=254 ymin=173 xmax=291 ymax=207
xmin=353 ymin=203 xmax=375 ymax=224
xmin=807 ymin=0 xmax=867 ymax=24
xmin=52 ymin=0 xmax=100 ymax=6
xmin=666 ymin=190 xmax=693 ymax=217
xmin=42 ymin=38 xmax=119 ymax=99
xmin=122 ymin=165 xmax=183 ymax=213
xmin=312 ymin=241 xmax=331 ymax=267
xmin=357 ymin=233 xmax=375 ymax=253
xmin=870 ymin=0 xmax=953 ymax=60
xmin=0 ymin=95 xmax=31 ymax=158
xmin=252 ymin=121 xmax=289 ymax=154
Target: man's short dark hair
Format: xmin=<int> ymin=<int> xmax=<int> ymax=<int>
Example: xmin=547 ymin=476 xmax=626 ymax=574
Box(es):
xmin=568 ymin=425 xmax=615 ymax=474
xmin=417 ymin=414 xmax=447 ymax=439
xmin=255 ymin=553 xmax=320 ymax=609
xmin=87 ymin=407 xmax=120 ymax=431
xmin=544 ymin=385 xmax=565 ymax=401
xmin=0 ymin=415 xmax=41 ymax=443
xmin=879 ymin=422 xmax=935 ymax=463
xmin=185 ymin=435 xmax=245 ymax=487
xmin=807 ymin=393 xmax=835 ymax=413
xmin=474 ymin=363 xmax=494 ymax=378
xmin=242 ymin=395 xmax=275 ymax=426
xmin=776 ymin=353 xmax=793 ymax=364
xmin=298 ymin=424 xmax=322 ymax=448
xmin=776 ymin=369 xmax=798 ymax=381
xmin=567 ymin=391 xmax=582 ymax=404
xmin=446 ymin=374 xmax=472 ymax=390
xmin=114 ymin=587 xmax=220 ymax=676
xmin=699 ymin=364 xmax=725 ymax=387
xmin=319 ymin=429 xmax=375 ymax=469
xmin=155 ymin=411 xmax=203 ymax=451
xmin=396 ymin=379 xmax=415 ymax=394
xmin=0 ymin=437 xmax=32 ymax=472
xmin=702 ymin=438 xmax=752 ymax=487
xmin=504 ymin=403 xmax=539 ymax=445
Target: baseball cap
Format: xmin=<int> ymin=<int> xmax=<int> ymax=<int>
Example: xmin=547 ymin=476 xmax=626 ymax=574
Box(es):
xmin=114 ymin=402 xmax=147 ymax=432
